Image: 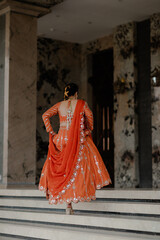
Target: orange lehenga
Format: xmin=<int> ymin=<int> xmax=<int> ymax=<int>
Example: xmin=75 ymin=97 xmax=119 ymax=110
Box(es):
xmin=39 ymin=99 xmax=111 ymax=204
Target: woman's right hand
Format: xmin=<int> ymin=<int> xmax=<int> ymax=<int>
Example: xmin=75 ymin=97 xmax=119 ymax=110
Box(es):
xmin=50 ymin=131 xmax=55 ymax=136
xmin=49 ymin=131 xmax=56 ymax=142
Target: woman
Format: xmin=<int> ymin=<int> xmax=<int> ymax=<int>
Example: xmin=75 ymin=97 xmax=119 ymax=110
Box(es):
xmin=39 ymin=83 xmax=111 ymax=214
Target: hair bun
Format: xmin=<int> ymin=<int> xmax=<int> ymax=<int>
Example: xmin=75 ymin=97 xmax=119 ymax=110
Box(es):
xmin=64 ymin=83 xmax=78 ymax=100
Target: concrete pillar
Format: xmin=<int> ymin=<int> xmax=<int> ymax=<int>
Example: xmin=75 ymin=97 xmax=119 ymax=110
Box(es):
xmin=0 ymin=0 xmax=49 ymax=188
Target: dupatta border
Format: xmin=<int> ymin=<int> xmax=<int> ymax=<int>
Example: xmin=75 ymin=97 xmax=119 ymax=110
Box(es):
xmin=49 ymin=110 xmax=85 ymax=204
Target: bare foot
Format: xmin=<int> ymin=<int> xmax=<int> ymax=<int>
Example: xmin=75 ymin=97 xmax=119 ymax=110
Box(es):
xmin=46 ymin=191 xmax=49 ymax=200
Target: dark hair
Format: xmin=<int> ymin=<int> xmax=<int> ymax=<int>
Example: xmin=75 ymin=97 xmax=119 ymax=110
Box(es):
xmin=64 ymin=83 xmax=79 ymax=100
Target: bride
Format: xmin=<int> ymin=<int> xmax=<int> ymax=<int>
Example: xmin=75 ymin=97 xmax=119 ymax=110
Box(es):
xmin=39 ymin=83 xmax=111 ymax=214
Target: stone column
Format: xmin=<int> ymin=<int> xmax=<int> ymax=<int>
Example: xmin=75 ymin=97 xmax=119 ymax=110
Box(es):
xmin=0 ymin=0 xmax=49 ymax=188
xmin=113 ymin=22 xmax=139 ymax=188
xmin=151 ymin=13 xmax=160 ymax=188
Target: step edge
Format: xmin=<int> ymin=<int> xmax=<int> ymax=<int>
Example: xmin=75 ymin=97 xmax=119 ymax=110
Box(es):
xmin=0 ymin=217 xmax=160 ymax=236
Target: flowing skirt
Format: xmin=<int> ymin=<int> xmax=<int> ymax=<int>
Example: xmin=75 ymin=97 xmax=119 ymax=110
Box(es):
xmin=39 ymin=128 xmax=111 ymax=204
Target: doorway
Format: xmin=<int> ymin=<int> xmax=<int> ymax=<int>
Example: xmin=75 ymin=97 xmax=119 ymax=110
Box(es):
xmin=90 ymin=49 xmax=114 ymax=187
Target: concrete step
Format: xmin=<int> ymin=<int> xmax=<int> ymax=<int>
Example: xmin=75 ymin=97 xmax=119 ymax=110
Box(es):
xmin=0 ymin=209 xmax=160 ymax=234
xmin=0 ymin=219 xmax=160 ymax=240
xmin=0 ymin=198 xmax=160 ymax=216
xmin=0 ymin=189 xmax=160 ymax=200
xmin=0 ymin=189 xmax=160 ymax=239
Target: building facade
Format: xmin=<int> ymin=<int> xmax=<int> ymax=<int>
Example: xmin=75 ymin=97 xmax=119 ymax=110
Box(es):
xmin=0 ymin=1 xmax=160 ymax=189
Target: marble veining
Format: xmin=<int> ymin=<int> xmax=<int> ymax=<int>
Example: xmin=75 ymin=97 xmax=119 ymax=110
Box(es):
xmin=113 ymin=22 xmax=139 ymax=188
xmin=7 ymin=12 xmax=37 ymax=184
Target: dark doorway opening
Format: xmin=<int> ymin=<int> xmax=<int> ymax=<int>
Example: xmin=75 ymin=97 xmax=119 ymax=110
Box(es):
xmin=90 ymin=48 xmax=114 ymax=187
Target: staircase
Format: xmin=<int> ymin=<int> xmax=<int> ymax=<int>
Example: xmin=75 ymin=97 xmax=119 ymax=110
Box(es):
xmin=0 ymin=189 xmax=160 ymax=240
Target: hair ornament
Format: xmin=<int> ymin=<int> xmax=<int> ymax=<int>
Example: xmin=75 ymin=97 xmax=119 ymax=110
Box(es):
xmin=64 ymin=86 xmax=70 ymax=97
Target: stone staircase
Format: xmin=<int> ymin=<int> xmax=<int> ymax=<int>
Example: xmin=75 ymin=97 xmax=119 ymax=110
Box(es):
xmin=0 ymin=189 xmax=160 ymax=240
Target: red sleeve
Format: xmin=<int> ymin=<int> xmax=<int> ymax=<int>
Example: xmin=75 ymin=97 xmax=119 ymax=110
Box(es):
xmin=42 ymin=102 xmax=60 ymax=135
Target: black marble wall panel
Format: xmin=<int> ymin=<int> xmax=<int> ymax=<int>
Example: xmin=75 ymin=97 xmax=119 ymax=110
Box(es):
xmin=137 ymin=19 xmax=152 ymax=188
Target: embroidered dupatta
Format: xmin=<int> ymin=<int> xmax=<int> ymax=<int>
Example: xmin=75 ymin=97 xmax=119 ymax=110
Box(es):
xmin=39 ymin=99 xmax=85 ymax=203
